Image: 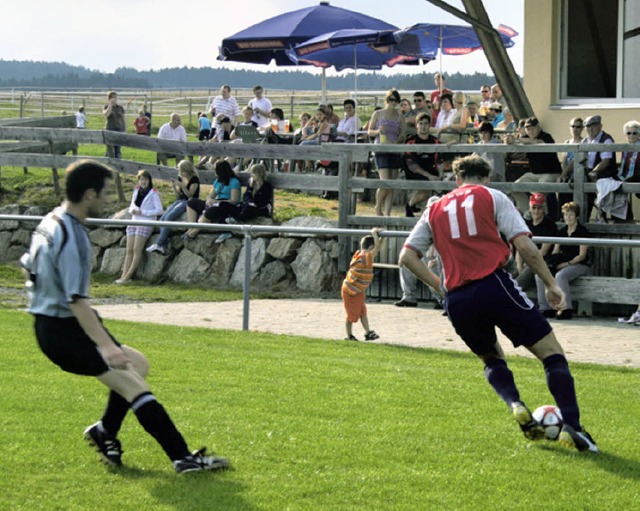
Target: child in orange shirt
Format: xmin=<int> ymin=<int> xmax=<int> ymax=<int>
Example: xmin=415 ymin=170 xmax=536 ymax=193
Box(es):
xmin=342 ymin=228 xmax=382 ymax=341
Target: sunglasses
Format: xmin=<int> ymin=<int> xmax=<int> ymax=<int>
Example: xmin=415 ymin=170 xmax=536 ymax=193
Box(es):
xmin=413 ymin=98 xmax=423 ymax=102
xmin=571 ymin=125 xmax=583 ymax=128
xmin=481 ymin=89 xmax=490 ymax=93
xmin=627 ymin=131 xmax=639 ymax=135
xmin=387 ymin=98 xmax=398 ymax=103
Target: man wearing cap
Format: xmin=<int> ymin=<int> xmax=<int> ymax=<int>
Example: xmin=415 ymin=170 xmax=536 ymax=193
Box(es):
xmin=582 ymin=115 xmax=617 ymax=180
xmin=157 ymin=113 xmax=187 ymax=166
xmin=512 ymin=117 xmax=562 ymax=218
xmin=516 ymin=193 xmax=558 ymax=292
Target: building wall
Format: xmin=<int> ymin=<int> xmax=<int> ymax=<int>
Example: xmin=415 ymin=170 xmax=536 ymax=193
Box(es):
xmin=523 ymin=0 xmax=640 ymax=141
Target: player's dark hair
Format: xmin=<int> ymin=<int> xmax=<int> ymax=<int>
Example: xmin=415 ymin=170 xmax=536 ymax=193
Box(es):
xmin=343 ymin=99 xmax=356 ymax=108
xmin=361 ymin=235 xmax=375 ymax=251
xmin=452 ymin=155 xmax=492 ymax=180
xmin=65 ymin=159 xmax=113 ymax=203
xmin=271 ymin=108 xmax=284 ymax=121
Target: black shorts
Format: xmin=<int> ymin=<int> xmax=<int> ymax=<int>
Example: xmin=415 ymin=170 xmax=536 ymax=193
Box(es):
xmin=34 ymin=314 xmax=121 ymax=376
xmin=445 ymin=270 xmax=552 ymax=356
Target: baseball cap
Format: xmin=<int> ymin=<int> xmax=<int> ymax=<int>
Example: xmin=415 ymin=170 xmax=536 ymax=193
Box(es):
xmin=529 ymin=193 xmax=545 ymax=206
xmin=525 ymin=117 xmax=540 ymax=127
xmin=489 ymin=102 xmax=502 ymax=111
xmin=584 ymin=115 xmax=602 ymax=126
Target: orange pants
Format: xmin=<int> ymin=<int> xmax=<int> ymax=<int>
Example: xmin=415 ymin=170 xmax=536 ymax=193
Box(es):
xmin=342 ymin=287 xmax=367 ymax=323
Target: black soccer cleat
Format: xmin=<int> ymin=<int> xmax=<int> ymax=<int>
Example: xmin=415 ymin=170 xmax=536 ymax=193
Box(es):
xmin=173 ymin=447 xmax=231 ymax=474
xmin=83 ymin=421 xmax=123 ymax=466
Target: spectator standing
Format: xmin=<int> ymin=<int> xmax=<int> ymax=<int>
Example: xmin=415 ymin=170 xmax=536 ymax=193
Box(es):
xmin=156 ymin=113 xmax=187 ymax=167
xmin=535 ymin=201 xmax=590 ymax=320
xmin=21 ymin=159 xmax=229 ymax=473
xmin=102 ymin=91 xmax=125 ymax=159
xmin=197 ymin=112 xmax=212 ymax=141
xmin=516 ymin=193 xmax=558 ymax=293
xmin=115 ymin=170 xmax=163 ymax=284
xmin=210 ymin=85 xmax=242 ymax=130
xmin=367 ymin=89 xmax=405 ymax=216
xmin=558 ymin=117 xmax=584 ymax=208
xmin=429 ymin=73 xmax=452 ymax=127
xmin=403 ymin=112 xmax=439 ymax=217
xmin=75 ymin=106 xmax=86 ymax=129
xmin=491 ymin=83 xmax=507 ymax=107
xmin=478 ymin=85 xmax=493 ymax=119
xmin=399 ymin=155 xmax=598 ymax=452
xmin=404 ymin=91 xmax=431 ymax=137
xmin=342 ymin=228 xmax=382 ymax=341
xmin=248 ymin=85 xmax=272 ymax=129
xmin=146 ymin=160 xmax=200 ymax=255
xmin=133 ymin=110 xmax=150 ymax=135
xmin=142 ymin=104 xmax=152 ymax=135
xmin=512 ymin=117 xmax=562 ymax=217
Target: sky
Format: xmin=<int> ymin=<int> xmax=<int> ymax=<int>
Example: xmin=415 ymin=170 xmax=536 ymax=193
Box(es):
xmin=1 ymin=0 xmax=523 ymax=77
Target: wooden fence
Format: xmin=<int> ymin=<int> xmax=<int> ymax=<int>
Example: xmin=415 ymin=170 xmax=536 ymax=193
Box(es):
xmin=0 ymin=124 xmax=639 ymax=287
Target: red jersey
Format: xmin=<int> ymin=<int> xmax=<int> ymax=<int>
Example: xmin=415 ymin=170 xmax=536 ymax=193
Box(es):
xmin=404 ymin=185 xmax=530 ymax=292
xmin=134 ymin=116 xmax=149 ymax=135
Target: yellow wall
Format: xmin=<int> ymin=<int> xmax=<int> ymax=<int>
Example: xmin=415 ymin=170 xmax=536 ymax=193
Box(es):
xmin=523 ymin=0 xmax=640 ymax=142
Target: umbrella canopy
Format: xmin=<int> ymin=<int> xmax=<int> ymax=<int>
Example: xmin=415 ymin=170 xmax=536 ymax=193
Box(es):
xmin=375 ymin=23 xmax=518 ymax=59
xmin=287 ymin=28 xmax=419 ymax=71
xmin=218 ymin=1 xmax=399 ymax=66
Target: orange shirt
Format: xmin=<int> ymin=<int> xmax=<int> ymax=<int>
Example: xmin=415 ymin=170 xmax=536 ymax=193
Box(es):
xmin=342 ymin=250 xmax=374 ymax=295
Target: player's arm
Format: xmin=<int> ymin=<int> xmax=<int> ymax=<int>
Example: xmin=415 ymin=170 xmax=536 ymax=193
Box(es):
xmin=399 ymin=246 xmax=444 ymax=297
xmin=69 ymin=298 xmax=129 ymax=369
xmin=513 ymin=235 xmax=566 ymax=310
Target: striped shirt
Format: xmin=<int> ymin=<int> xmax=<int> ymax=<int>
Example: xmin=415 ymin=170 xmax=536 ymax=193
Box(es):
xmin=211 ymin=95 xmax=241 ymax=122
xmin=342 ymin=250 xmax=374 ymax=296
xmin=23 ymin=206 xmax=92 ymax=317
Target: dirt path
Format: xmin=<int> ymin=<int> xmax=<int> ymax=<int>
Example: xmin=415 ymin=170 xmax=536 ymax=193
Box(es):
xmin=94 ymin=299 xmax=640 ymax=368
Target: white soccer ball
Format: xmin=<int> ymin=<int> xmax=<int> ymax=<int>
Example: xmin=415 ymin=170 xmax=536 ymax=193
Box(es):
xmin=532 ymin=405 xmax=563 ymax=440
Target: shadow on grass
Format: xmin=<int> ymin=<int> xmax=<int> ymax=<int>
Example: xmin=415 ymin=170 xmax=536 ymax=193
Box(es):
xmin=537 ymin=443 xmax=640 ymax=480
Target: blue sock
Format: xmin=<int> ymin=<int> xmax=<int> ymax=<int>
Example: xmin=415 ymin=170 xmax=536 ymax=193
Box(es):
xmin=484 ymin=358 xmax=520 ymax=407
xmin=543 ymin=354 xmax=581 ymax=431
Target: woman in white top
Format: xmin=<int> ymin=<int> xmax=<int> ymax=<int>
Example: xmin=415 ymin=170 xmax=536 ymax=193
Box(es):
xmin=116 ymin=169 xmax=163 ymax=284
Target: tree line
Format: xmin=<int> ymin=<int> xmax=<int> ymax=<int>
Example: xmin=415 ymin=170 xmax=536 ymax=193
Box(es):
xmin=0 ymin=59 xmax=502 ymax=91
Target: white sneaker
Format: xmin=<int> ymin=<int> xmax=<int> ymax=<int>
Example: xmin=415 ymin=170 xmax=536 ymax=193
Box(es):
xmin=146 ymin=243 xmax=158 ymax=253
xmin=215 ymin=232 xmax=233 ymax=244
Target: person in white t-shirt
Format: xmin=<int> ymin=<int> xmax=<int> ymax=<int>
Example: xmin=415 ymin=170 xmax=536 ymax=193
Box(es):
xmin=248 ymin=85 xmax=272 ymax=129
xmin=157 ymin=113 xmax=187 ymax=166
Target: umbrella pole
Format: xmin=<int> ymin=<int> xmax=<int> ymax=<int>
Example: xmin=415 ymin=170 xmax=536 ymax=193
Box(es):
xmin=353 ymin=45 xmax=357 ymax=103
xmin=321 ymin=68 xmax=327 ymax=104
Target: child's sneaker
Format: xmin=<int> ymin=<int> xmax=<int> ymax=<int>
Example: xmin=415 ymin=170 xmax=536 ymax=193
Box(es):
xmin=345 ymin=334 xmax=358 ymax=341
xmin=364 ymin=330 xmax=380 ymax=341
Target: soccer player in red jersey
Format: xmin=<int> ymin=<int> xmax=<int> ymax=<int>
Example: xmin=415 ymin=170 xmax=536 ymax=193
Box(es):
xmin=399 ymin=155 xmax=598 ymax=452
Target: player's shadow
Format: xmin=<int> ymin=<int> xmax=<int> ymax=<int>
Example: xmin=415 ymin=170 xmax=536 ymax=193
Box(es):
xmin=538 ymin=444 xmax=640 ymax=479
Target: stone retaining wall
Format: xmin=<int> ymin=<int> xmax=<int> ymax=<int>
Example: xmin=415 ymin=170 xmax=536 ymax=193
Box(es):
xmin=0 ymin=205 xmax=344 ymax=293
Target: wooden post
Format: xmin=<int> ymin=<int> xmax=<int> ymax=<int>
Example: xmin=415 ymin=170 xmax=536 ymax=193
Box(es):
xmin=47 ymin=140 xmax=60 ymax=196
xmin=573 ymin=151 xmax=587 ymax=223
xmin=19 ymin=95 xmax=24 ymax=118
xmin=188 ymin=98 xmax=193 ymax=127
xmin=338 ymin=150 xmax=351 ymax=273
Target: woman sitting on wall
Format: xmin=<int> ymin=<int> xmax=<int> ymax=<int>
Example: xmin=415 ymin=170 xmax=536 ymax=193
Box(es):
xmin=237 ymin=163 xmax=274 ymax=222
xmin=183 ymin=160 xmax=241 ymax=243
xmin=116 ymin=169 xmax=163 ymax=284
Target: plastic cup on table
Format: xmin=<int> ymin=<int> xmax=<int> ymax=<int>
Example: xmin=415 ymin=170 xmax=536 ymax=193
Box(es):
xmin=271 ymin=119 xmax=278 ymax=132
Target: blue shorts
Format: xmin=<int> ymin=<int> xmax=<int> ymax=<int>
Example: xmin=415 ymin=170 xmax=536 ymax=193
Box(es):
xmin=375 ymin=152 xmax=403 ymax=169
xmin=445 ymin=269 xmax=552 ymax=356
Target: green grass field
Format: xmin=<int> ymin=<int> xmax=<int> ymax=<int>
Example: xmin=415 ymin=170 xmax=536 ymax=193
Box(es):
xmin=1 ymin=309 xmax=638 ymax=510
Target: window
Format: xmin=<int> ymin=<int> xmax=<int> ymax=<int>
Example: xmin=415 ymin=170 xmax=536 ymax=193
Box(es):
xmin=560 ymin=0 xmax=640 ymax=100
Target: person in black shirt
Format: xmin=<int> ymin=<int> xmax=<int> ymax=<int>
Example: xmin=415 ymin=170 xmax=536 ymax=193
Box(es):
xmin=512 ymin=117 xmax=562 ymax=218
xmin=403 ymin=112 xmax=440 ymax=217
xmin=516 ymin=193 xmax=558 ymax=292
xmin=535 ymin=201 xmax=590 ymax=320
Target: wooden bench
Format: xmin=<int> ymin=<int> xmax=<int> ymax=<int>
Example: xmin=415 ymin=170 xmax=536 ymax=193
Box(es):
xmin=568 ymin=276 xmax=639 ymax=316
xmin=372 ymin=264 xmax=638 ymax=316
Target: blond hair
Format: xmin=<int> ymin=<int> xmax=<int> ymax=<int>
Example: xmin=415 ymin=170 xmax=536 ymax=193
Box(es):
xmin=177 ymin=159 xmax=198 ymax=179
